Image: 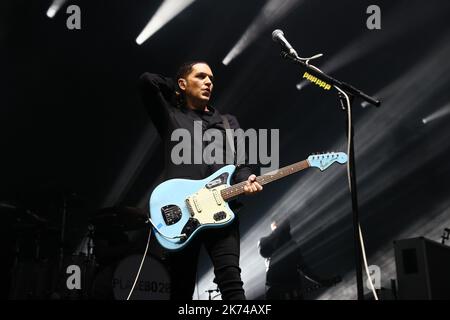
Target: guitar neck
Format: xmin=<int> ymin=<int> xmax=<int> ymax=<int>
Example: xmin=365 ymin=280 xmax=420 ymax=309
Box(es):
xmin=221 ymin=160 xmax=310 ymax=201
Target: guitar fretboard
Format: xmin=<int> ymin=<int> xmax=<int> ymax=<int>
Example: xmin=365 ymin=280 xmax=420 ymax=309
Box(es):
xmin=220 ymin=160 xmax=310 ymax=201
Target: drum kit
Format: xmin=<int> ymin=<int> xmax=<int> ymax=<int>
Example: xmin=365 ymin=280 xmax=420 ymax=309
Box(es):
xmin=3 ymin=199 xmax=171 ymax=300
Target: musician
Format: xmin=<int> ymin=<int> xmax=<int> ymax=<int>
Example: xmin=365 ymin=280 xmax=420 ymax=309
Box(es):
xmin=139 ymin=61 xmax=262 ymax=300
xmin=259 ymin=219 xmax=332 ymax=300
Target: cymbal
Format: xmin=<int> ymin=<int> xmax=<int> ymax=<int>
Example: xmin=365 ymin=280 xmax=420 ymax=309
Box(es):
xmin=0 ymin=201 xmax=20 ymax=213
xmin=89 ymin=206 xmax=148 ymax=232
xmin=1 ymin=201 xmax=48 ymax=228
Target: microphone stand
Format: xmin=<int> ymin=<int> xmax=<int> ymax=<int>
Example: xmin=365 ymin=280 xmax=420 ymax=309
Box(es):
xmin=280 ymin=51 xmax=381 ymax=107
xmin=280 ymin=50 xmax=381 ymax=300
xmin=205 ymin=288 xmax=220 ymax=300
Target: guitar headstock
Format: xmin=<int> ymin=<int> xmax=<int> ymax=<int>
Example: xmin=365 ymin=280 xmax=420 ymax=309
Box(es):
xmin=307 ymin=152 xmax=348 ymax=171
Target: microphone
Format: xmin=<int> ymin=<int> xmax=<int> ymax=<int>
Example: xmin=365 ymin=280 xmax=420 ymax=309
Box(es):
xmin=272 ymin=29 xmax=299 ymax=59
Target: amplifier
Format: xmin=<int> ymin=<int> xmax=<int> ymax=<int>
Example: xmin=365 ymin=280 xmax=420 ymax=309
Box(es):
xmin=394 ymin=237 xmax=450 ymax=300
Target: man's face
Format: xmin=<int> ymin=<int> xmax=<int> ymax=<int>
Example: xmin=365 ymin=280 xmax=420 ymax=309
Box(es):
xmin=178 ymin=63 xmax=214 ymax=107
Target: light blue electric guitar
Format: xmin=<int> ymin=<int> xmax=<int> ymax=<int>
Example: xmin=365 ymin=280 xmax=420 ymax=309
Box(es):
xmin=149 ymin=152 xmax=348 ymax=251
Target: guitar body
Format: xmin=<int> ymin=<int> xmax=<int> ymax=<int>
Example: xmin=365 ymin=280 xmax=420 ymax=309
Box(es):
xmin=149 ymin=152 xmax=348 ymax=251
xmin=149 ymin=165 xmax=236 ymax=251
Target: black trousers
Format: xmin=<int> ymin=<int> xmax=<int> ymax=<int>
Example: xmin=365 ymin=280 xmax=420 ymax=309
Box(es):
xmin=167 ymin=220 xmax=245 ymax=300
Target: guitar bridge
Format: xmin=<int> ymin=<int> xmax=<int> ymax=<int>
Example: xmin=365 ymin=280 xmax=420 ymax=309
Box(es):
xmin=161 ymin=205 xmax=182 ymax=225
xmin=185 ymin=199 xmax=195 ymax=217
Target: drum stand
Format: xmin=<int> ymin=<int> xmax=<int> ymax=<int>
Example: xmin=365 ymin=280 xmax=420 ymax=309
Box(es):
xmin=81 ymin=224 xmax=97 ymax=299
xmin=206 ymin=287 xmax=220 ymax=300
xmin=8 ymin=235 xmax=22 ymax=299
xmin=48 ymin=195 xmax=68 ymax=299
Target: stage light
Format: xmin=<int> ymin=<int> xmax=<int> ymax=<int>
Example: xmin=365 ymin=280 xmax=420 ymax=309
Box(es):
xmin=222 ymin=0 xmax=304 ymax=66
xmin=102 ymin=126 xmax=158 ymax=207
xmin=46 ymin=0 xmax=68 ymax=18
xmin=421 ymin=103 xmax=450 ymax=125
xmin=136 ymin=0 xmax=197 ymax=45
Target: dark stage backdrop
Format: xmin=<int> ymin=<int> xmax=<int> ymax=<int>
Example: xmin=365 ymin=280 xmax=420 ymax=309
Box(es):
xmin=2 ymin=0 xmax=450 ymax=300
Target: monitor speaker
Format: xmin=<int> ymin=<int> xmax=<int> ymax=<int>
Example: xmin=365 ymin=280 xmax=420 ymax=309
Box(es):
xmin=394 ymin=237 xmax=450 ymax=300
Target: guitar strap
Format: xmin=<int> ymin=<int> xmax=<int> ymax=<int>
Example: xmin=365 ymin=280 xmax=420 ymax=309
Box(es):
xmin=221 ymin=114 xmax=244 ymax=213
xmin=221 ymin=115 xmax=236 ymax=164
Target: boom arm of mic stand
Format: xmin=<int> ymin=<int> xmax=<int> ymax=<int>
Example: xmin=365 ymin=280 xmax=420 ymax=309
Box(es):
xmin=280 ymin=51 xmax=381 ymax=107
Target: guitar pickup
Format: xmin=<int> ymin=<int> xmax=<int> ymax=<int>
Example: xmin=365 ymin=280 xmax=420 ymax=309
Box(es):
xmin=212 ymin=189 xmax=222 ymax=205
xmin=192 ymin=196 xmax=202 ymax=212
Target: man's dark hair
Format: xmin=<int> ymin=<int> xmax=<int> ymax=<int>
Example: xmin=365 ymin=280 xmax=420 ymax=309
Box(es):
xmin=272 ymin=218 xmax=292 ymax=245
xmin=174 ymin=60 xmax=209 ymax=108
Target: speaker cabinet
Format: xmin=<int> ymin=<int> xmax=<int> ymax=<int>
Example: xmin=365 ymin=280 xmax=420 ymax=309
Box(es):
xmin=394 ymin=237 xmax=450 ymax=300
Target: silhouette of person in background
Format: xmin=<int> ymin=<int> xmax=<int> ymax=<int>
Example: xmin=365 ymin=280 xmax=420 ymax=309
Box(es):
xmin=258 ymin=218 xmax=337 ymax=300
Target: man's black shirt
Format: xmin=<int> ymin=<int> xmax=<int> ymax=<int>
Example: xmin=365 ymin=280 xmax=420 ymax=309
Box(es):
xmin=138 ymin=72 xmax=252 ymax=184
